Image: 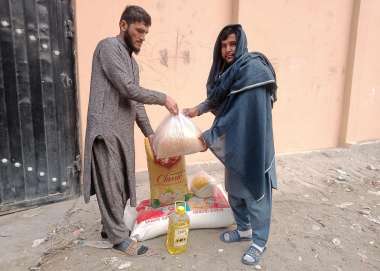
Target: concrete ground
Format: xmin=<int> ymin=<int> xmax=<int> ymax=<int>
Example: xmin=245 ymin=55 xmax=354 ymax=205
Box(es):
xmin=0 ymin=143 xmax=379 ymax=271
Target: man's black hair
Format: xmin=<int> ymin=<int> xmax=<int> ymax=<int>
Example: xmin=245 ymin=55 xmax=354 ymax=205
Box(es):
xmin=120 ymin=5 xmax=151 ymax=26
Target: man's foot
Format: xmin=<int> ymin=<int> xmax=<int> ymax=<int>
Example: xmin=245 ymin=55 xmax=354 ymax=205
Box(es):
xmin=101 ymin=229 xmax=130 ymax=239
xmin=220 ymin=229 xmax=251 ymax=243
xmin=113 ymin=240 xmax=149 ymax=256
xmin=241 ymin=245 xmax=266 ymax=265
xmin=101 ymin=231 xmax=108 ymax=239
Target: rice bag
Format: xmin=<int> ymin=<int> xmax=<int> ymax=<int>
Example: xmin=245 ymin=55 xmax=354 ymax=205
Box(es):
xmin=124 ymin=184 xmax=234 ymax=241
xmin=152 ymin=113 xmax=204 ymax=159
xmin=145 ymin=138 xmax=189 ymax=207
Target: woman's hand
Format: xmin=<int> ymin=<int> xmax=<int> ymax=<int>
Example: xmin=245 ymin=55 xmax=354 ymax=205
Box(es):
xmin=199 ymin=136 xmax=208 ymax=152
xmin=183 ymin=106 xmax=199 ymax=118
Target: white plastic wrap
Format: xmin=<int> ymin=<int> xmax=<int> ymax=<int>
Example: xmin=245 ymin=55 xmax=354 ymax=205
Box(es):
xmin=189 ymin=171 xmax=216 ymax=198
xmin=153 ymin=113 xmax=204 ymax=159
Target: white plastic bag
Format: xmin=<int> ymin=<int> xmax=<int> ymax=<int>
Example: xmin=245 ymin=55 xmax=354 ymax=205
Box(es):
xmin=153 ymin=113 xmax=204 ymax=159
xmin=124 ymin=184 xmax=234 ymax=241
xmin=189 ymin=171 xmax=216 ymax=198
xmin=124 ymin=204 xmax=137 ymax=232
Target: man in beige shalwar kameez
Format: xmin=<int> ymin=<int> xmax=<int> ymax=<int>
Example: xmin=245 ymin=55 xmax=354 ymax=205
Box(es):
xmin=82 ymin=5 xmax=178 ymax=255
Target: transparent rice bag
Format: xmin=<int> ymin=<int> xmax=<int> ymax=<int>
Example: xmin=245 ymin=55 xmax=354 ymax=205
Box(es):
xmin=153 ymin=113 xmax=204 ymax=159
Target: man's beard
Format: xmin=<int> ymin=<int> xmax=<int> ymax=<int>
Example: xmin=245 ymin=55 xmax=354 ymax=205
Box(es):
xmin=124 ymin=28 xmax=140 ymax=54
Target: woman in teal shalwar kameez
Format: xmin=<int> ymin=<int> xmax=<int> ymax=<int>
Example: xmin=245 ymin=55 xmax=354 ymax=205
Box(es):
xmin=184 ymin=24 xmax=278 ymax=265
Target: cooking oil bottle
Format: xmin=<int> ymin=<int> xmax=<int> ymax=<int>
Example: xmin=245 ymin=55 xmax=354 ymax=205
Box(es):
xmin=166 ymin=203 xmax=190 ymax=254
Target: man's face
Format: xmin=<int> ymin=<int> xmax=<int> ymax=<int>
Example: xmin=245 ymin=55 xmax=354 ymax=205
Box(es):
xmin=120 ymin=20 xmax=149 ymax=54
xmin=220 ymin=33 xmax=237 ymax=64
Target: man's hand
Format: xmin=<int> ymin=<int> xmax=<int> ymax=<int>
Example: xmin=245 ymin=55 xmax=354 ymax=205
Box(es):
xmin=164 ymin=95 xmax=179 ymax=115
xmin=183 ymin=106 xmax=199 ymax=118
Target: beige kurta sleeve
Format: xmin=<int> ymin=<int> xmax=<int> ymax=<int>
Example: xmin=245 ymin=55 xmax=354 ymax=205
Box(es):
xmin=135 ymin=103 xmax=154 ymax=137
xmin=98 ymin=40 xmax=167 ymax=105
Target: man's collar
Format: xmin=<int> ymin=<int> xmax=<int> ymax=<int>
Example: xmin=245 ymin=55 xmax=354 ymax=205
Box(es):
xmin=116 ymin=35 xmax=133 ymax=56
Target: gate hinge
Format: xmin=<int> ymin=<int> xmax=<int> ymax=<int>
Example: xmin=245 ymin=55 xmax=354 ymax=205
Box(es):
xmin=64 ymin=19 xmax=74 ymax=38
xmin=66 ymin=155 xmax=81 ymax=181
xmin=73 ymin=155 xmax=81 ymax=172
xmin=60 ymin=72 xmax=73 ymax=88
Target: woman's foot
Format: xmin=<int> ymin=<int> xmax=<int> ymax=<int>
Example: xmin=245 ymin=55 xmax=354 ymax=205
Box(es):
xmin=241 ymin=245 xmax=266 ymax=265
xmin=220 ymin=229 xmax=251 ymax=243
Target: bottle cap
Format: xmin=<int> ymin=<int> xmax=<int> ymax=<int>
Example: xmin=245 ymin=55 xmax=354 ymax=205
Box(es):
xmin=176 ymin=206 xmax=186 ymax=215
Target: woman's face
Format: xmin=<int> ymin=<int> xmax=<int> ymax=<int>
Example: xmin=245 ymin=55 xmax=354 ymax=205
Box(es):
xmin=221 ymin=33 xmax=237 ymax=64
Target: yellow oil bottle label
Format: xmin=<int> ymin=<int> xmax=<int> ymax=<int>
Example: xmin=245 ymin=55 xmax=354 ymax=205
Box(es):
xmin=173 ymin=227 xmax=188 ymax=247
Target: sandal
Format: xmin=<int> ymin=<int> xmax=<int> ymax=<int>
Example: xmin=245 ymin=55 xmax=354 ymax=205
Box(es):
xmin=241 ymin=245 xmax=266 ymax=265
xmin=113 ymin=240 xmax=149 ymax=256
xmin=101 ymin=231 xmax=108 ymax=239
xmin=220 ymin=229 xmax=251 ymax=243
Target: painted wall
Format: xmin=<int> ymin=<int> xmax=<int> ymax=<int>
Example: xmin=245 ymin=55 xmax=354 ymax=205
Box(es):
xmin=346 ymin=0 xmax=380 ymax=144
xmin=238 ymin=0 xmax=354 ymax=152
xmin=74 ymin=0 xmax=380 ymax=171
xmin=75 ymin=0 xmax=233 ymax=171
